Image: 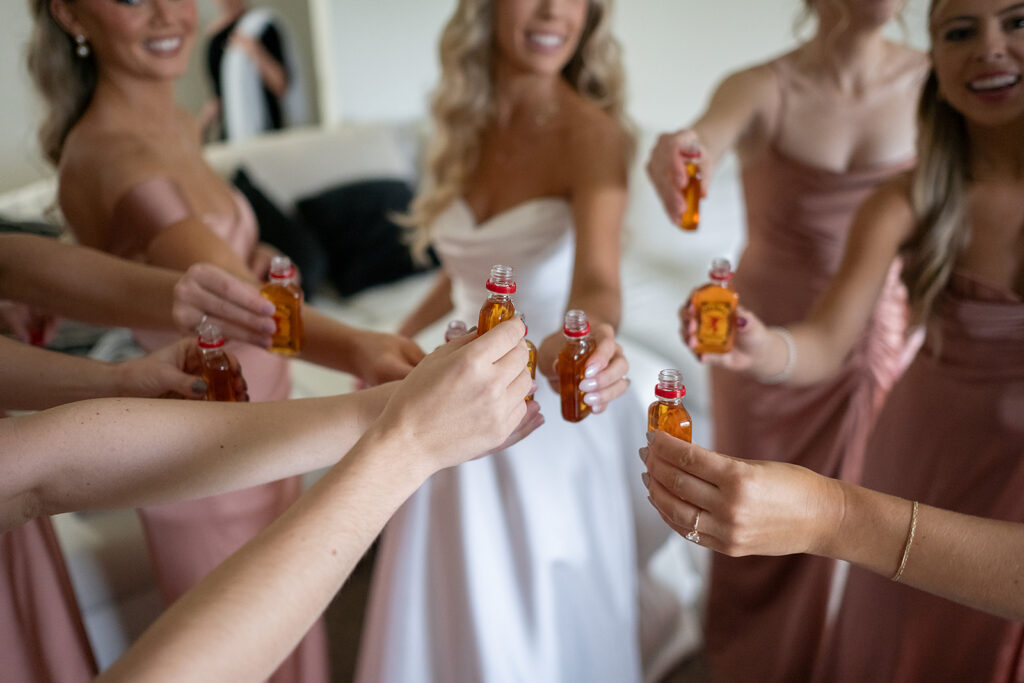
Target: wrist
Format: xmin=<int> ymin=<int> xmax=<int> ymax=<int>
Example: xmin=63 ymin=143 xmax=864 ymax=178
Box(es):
xmin=809 ymin=476 xmax=848 ymax=559
xmin=753 ymin=326 xmax=794 ymax=384
xmin=358 ymin=419 xmax=437 ymax=490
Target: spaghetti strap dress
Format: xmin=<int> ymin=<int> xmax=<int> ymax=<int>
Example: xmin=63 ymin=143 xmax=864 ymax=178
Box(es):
xmin=703 ymin=58 xmax=917 ymax=682
xmin=817 ymin=271 xmax=1024 ymax=683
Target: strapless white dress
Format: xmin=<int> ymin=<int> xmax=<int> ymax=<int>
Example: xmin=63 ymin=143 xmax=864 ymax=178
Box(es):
xmin=356 ymin=198 xmax=644 ymax=683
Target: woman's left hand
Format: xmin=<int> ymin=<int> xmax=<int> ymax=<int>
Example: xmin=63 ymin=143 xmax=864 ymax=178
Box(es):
xmin=537 ymin=321 xmax=630 ymax=414
xmin=115 ymin=337 xmax=249 ymax=402
xmin=641 ymin=431 xmax=840 ymax=557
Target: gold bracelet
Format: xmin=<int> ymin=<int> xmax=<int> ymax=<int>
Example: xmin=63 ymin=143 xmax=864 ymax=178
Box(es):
xmin=891 ymin=500 xmax=919 ymax=583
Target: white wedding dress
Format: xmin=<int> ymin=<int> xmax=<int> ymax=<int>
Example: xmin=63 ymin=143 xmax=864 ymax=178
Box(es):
xmin=356 ymin=198 xmax=644 ymax=683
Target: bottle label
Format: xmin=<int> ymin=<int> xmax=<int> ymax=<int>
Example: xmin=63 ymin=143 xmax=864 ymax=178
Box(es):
xmin=274 ymin=303 xmax=292 ymax=338
xmin=699 ymin=301 xmax=731 ymax=346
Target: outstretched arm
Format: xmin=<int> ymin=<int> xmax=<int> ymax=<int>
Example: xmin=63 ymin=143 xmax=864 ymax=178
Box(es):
xmin=642 ymin=433 xmax=1024 ymax=622
xmin=95 ymin=319 xmax=536 ymax=682
xmin=0 ymin=381 xmax=392 ymax=532
xmin=0 ymin=234 xmax=275 ymax=346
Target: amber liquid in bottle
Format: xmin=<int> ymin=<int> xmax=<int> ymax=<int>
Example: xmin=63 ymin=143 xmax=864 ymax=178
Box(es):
xmin=522 ymin=316 xmax=537 ymax=402
xmin=692 ymin=257 xmax=738 ymax=354
xmin=261 ymin=256 xmax=304 ymax=356
xmin=647 ymin=369 xmax=692 ymax=442
xmin=680 ymin=152 xmax=703 ymax=231
xmin=477 ymin=264 xmax=516 ymax=336
xmin=558 ymin=310 xmax=595 ymax=422
xmin=198 ymin=322 xmax=240 ymax=402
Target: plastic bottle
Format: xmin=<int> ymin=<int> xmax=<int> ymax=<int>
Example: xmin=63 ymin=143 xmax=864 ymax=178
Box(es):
xmin=261 ymin=255 xmax=304 ymax=356
xmin=647 ymin=369 xmax=692 ymax=442
xmin=445 ymin=320 xmax=469 ymax=342
xmin=557 ymin=309 xmax=596 ymax=422
xmin=691 ymin=257 xmax=739 ymax=354
xmin=197 ymin=320 xmax=241 ymax=402
xmin=680 ymin=146 xmax=703 ymax=231
xmin=477 ymin=264 xmax=516 ymax=336
xmin=520 ymin=315 xmax=537 ymax=402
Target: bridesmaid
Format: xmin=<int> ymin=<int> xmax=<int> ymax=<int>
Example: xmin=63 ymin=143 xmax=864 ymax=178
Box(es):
xmin=664 ymin=0 xmax=1024 ymax=679
xmin=645 ymin=0 xmax=925 ymax=679
xmin=25 ymin=1 xmax=421 ymax=681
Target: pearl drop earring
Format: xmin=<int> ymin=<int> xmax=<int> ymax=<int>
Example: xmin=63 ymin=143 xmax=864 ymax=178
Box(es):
xmin=75 ymin=34 xmax=90 ymax=58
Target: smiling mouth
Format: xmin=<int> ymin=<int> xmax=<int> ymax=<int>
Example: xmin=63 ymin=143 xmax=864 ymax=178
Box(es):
xmin=144 ymin=37 xmax=184 ymax=54
xmin=527 ymin=32 xmax=565 ymax=49
xmin=967 ymin=73 xmax=1022 ymax=92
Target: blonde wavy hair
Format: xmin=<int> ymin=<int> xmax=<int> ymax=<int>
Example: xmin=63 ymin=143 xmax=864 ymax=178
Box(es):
xmin=901 ymin=4 xmax=970 ymax=328
xmin=408 ymin=0 xmax=630 ymax=256
xmin=26 ymin=0 xmax=96 ymax=165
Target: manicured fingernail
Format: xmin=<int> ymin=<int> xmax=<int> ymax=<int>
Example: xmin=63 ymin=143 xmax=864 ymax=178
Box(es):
xmin=641 ymin=472 xmax=650 ymax=487
xmin=192 ymin=379 xmax=207 ymax=395
xmin=737 ymin=316 xmax=747 ymax=328
xmin=638 ymin=447 xmax=648 ymax=464
xmin=645 ymin=430 xmax=655 ymax=444
xmin=593 ymin=403 xmax=605 ymax=414
xmin=579 ymin=378 xmax=598 ymax=392
xmin=261 ymin=320 xmax=276 ymax=333
xmin=584 ymin=365 xmax=599 ymax=378
xmin=530 ymin=381 xmax=538 ymax=394
xmin=583 ymin=393 xmax=600 ymax=406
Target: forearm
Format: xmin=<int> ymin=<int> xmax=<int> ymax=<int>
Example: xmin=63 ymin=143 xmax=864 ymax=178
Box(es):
xmin=0 ymin=384 xmax=393 ymax=531
xmin=298 ymin=306 xmax=368 ymax=373
xmin=0 ymin=337 xmax=123 ymax=411
xmin=0 ymin=235 xmax=177 ymax=330
xmin=97 ymin=425 xmax=428 ymax=682
xmin=566 ymin=283 xmax=621 ymax=332
xmin=398 ymin=272 xmax=453 ymax=338
xmin=824 ymin=481 xmax=1024 ymax=621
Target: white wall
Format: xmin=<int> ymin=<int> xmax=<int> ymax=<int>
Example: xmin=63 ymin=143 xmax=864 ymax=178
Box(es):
xmin=309 ymin=0 xmax=931 ymax=131
xmin=0 ymin=0 xmax=931 ymax=195
xmin=0 ymin=0 xmax=317 ymax=194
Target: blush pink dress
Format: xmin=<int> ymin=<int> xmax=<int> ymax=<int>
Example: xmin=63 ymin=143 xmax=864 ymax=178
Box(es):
xmin=817 ymin=271 xmax=1024 ymax=682
xmin=0 ymin=518 xmax=97 ymax=682
xmin=703 ymin=60 xmax=916 ymax=683
xmin=97 ymin=178 xmax=327 ymax=682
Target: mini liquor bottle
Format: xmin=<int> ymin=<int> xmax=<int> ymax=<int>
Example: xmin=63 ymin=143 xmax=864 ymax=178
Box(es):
xmin=261 ymin=255 xmax=304 ymax=356
xmin=680 ymin=145 xmax=703 ymax=231
xmin=691 ymin=257 xmax=739 ymax=354
xmin=477 ymin=264 xmax=516 ymax=336
xmin=520 ymin=315 xmax=537 ymax=402
xmin=557 ymin=309 xmax=596 ymax=422
xmin=444 ymin=320 xmax=469 ymax=342
xmin=647 ymin=369 xmax=692 ymax=442
xmin=197 ymin=320 xmax=241 ymax=402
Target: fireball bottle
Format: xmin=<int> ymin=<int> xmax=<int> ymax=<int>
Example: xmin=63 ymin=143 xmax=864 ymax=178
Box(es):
xmin=477 ymin=264 xmax=516 ymax=336
xmin=261 ymin=255 xmax=304 ymax=356
xmin=691 ymin=257 xmax=739 ymax=354
xmin=557 ymin=309 xmax=596 ymax=422
xmin=197 ymin=320 xmax=241 ymax=402
xmin=647 ymin=369 xmax=692 ymax=442
xmin=679 ymin=146 xmax=703 ymax=231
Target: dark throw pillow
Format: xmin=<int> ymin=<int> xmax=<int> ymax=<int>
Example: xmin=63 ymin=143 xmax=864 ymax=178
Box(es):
xmin=295 ymin=178 xmax=438 ymax=297
xmin=231 ymin=167 xmax=329 ymax=298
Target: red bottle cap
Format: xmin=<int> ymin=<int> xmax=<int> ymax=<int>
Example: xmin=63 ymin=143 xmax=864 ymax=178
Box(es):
xmin=654 ymin=385 xmax=686 ymax=399
xmin=486 ymin=279 xmax=517 ymax=294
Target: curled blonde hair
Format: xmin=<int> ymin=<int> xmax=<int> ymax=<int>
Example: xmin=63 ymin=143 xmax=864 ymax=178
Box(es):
xmin=902 ymin=67 xmax=970 ymax=327
xmin=26 ymin=0 xmax=97 ymax=165
xmin=408 ymin=0 xmax=631 ymax=255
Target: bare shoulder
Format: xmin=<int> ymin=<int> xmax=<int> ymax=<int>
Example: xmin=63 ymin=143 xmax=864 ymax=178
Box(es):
xmin=58 ymin=125 xmax=169 ymax=240
xmin=560 ymin=95 xmax=629 ymax=186
xmin=714 ymin=59 xmax=781 ymax=105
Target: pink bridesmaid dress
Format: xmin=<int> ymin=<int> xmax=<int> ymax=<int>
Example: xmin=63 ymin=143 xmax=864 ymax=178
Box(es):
xmin=1 ymin=518 xmax=96 ymax=682
xmin=101 ymin=178 xmax=327 ymax=682
xmin=817 ymin=271 xmax=1024 ymax=682
xmin=703 ymin=59 xmax=916 ymax=683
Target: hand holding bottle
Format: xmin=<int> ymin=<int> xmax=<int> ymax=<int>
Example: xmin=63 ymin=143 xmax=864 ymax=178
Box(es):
xmin=538 ymin=317 xmax=630 ymax=416
xmin=645 ymin=129 xmax=710 ymax=226
xmin=114 ymin=337 xmax=249 ymax=401
xmin=679 ymin=302 xmax=791 ymax=381
xmin=369 ymin=318 xmax=538 ymax=473
xmin=172 ymin=263 xmax=276 ymax=348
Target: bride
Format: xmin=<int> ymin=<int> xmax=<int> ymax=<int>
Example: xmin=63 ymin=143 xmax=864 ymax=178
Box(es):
xmin=355 ymin=1 xmax=659 ymax=681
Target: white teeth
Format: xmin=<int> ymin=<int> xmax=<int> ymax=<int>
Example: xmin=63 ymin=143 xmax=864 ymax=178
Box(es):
xmin=527 ymin=32 xmax=564 ymax=48
xmin=145 ymin=37 xmax=182 ymax=53
xmin=969 ymin=74 xmax=1020 ymax=91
